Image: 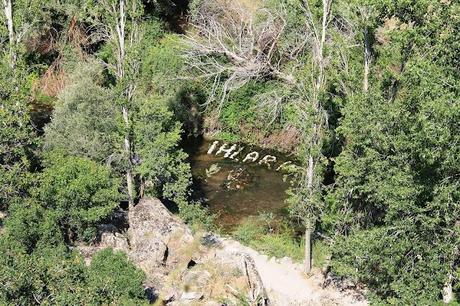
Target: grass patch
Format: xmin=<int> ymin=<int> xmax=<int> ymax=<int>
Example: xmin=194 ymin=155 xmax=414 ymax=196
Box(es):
xmin=233 ymin=215 xmax=331 ymax=268
xmin=233 ymin=216 xmax=303 ymax=261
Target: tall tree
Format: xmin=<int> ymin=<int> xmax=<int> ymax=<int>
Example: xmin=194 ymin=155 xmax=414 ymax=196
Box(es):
xmin=329 ymin=0 xmax=460 ymax=303
xmin=86 ymin=0 xmax=143 ymax=206
xmin=288 ymin=0 xmax=333 ymax=273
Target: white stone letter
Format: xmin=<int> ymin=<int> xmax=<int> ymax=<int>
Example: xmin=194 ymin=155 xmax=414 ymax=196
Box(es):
xmin=207 ymin=141 xmax=219 ymax=155
xmin=229 ymin=146 xmax=244 ymax=160
xmin=216 ymin=143 xmax=236 ymax=157
xmin=243 ymin=151 xmax=259 ymax=163
xmin=276 ymin=161 xmax=293 ymax=172
xmin=258 ymin=155 xmax=277 ymax=169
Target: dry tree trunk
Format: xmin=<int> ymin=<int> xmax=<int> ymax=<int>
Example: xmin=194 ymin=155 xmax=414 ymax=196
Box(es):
xmin=2 ymin=0 xmax=16 ymax=68
xmin=363 ymin=26 xmax=370 ymax=92
xmin=242 ymin=254 xmax=269 ymax=306
xmin=301 ymin=0 xmax=332 ymax=274
xmin=114 ymin=0 xmax=134 ymax=208
xmin=304 ymin=227 xmax=313 ymax=273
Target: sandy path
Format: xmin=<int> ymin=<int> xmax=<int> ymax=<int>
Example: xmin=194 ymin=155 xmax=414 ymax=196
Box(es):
xmin=221 ymin=239 xmax=367 ymax=306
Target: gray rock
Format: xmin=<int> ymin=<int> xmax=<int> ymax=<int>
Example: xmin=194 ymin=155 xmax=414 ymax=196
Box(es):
xmin=182 ymin=270 xmax=211 ymax=288
xmin=127 ymin=198 xmax=194 ymax=286
xmin=100 ymin=232 xmax=129 ymax=251
xmin=180 ymin=291 xmax=203 ymax=301
xmin=279 ymin=256 xmax=292 ymax=265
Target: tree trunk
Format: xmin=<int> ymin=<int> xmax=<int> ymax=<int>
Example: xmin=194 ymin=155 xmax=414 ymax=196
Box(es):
xmin=442 ymin=273 xmax=453 ymax=303
xmin=300 ymin=0 xmax=331 ymax=275
xmin=304 ymin=227 xmax=312 ymax=274
xmin=363 ymin=27 xmax=371 ymax=92
xmin=122 ymin=106 xmax=134 ymax=207
xmin=115 ymin=0 xmax=134 ymax=207
xmin=306 ymin=154 xmax=315 ymax=189
xmin=2 ymin=0 xmax=16 ymax=68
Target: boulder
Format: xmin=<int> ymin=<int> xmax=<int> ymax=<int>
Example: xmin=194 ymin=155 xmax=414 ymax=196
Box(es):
xmin=127 ymin=198 xmax=195 ymax=286
xmin=79 ymin=197 xmax=269 ymax=305
xmin=180 ymin=291 xmax=203 ymax=301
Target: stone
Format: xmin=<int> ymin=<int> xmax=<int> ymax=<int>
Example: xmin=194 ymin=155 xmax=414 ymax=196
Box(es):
xmin=279 ymin=256 xmax=292 ymax=265
xmin=258 ymin=155 xmax=277 ymax=169
xmin=182 ymin=270 xmax=212 ymax=289
xmin=99 ymin=232 xmax=129 ymax=252
xmin=200 ymin=233 xmax=221 ymax=247
xmin=207 ymin=141 xmax=219 ymax=154
xmin=127 ymin=198 xmax=195 ymax=285
xmin=180 ymin=291 xmax=203 ymax=301
xmin=243 ymin=151 xmax=259 ymax=163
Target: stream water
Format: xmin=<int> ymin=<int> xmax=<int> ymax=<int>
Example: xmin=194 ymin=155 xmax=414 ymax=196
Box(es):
xmin=185 ymin=138 xmax=293 ymax=231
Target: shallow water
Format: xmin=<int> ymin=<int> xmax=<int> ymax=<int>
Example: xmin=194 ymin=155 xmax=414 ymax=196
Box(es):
xmin=185 ymin=138 xmax=292 ymax=230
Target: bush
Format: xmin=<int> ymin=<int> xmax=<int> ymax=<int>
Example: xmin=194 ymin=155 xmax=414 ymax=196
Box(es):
xmin=43 ymin=62 xmax=120 ymax=163
xmin=178 ymin=201 xmax=215 ymax=232
xmin=85 ymin=248 xmax=147 ymax=305
xmin=0 ymin=244 xmax=148 ymax=305
xmin=134 ymin=96 xmax=192 ymax=204
xmin=38 ymin=155 xmax=120 ymax=242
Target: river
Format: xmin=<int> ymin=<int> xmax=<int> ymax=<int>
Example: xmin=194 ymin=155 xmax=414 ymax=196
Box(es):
xmin=185 ymin=137 xmax=293 ymax=231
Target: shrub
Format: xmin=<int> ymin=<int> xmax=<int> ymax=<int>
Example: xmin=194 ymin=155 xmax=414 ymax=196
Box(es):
xmin=178 ymin=201 xmax=215 ymax=232
xmin=43 ymin=62 xmax=120 ymax=163
xmin=38 ymin=155 xmax=120 ymax=242
xmin=85 ymin=248 xmax=147 ymax=305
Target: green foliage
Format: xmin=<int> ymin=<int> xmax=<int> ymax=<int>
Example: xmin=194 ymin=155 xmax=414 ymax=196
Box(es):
xmin=233 ymin=216 xmax=304 ymax=262
xmin=140 ymin=34 xmax=183 ymax=95
xmin=178 ymin=200 xmax=215 ymax=232
xmin=0 ymin=244 xmax=88 ymax=305
xmin=134 ymin=96 xmax=191 ymax=204
xmin=44 ymin=63 xmax=120 ymax=163
xmin=219 ymin=83 xmax=260 ymax=133
xmin=332 ymin=226 xmax=453 ymax=304
xmin=233 ymin=218 xmax=266 ymax=245
xmin=328 ymin=1 xmax=460 ymax=303
xmin=1 ymin=0 xmax=459 ymax=304
xmin=0 ymin=58 xmax=38 ymax=210
xmin=38 ymin=155 xmax=120 ymax=242
xmin=0 ymin=243 xmax=147 ymax=305
xmin=85 ymin=248 xmax=147 ymax=305
xmin=2 ymin=200 xmax=63 ymax=252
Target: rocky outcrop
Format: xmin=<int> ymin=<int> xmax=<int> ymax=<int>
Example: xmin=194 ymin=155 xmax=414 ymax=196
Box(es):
xmin=84 ymin=197 xmax=264 ymax=305
xmin=127 ymin=198 xmax=195 ymax=288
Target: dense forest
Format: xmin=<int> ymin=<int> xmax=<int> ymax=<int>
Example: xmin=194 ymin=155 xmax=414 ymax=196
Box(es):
xmin=0 ymin=0 xmax=459 ymax=304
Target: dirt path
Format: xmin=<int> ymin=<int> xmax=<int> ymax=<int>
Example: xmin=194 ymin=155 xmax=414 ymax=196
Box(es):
xmin=221 ymin=239 xmax=367 ymax=306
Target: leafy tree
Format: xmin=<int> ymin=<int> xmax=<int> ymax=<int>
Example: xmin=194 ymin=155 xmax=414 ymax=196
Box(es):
xmin=328 ymin=0 xmax=460 ymax=303
xmin=44 ymin=62 xmax=120 ymax=163
xmin=38 ymin=155 xmax=120 ymax=242
xmin=0 ymin=243 xmax=147 ymax=305
xmin=0 ymin=58 xmax=38 ymax=210
xmin=0 ymin=244 xmax=88 ymax=305
xmin=134 ymin=95 xmax=191 ymax=205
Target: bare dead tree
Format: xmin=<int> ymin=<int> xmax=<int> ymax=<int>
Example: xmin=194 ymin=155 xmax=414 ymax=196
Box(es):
xmin=2 ymin=0 xmax=40 ymax=69
xmin=184 ymin=0 xmax=298 ymax=112
xmin=2 ymin=0 xmax=15 ymax=67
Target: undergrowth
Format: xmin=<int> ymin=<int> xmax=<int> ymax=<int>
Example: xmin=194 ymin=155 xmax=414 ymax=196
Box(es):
xmin=233 ymin=214 xmax=330 ymax=268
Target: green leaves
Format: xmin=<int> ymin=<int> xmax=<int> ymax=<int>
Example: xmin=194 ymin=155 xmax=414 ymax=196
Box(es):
xmin=0 ymin=244 xmax=147 ymax=305
xmin=38 ymin=155 xmax=120 ymax=242
xmin=134 ymin=95 xmax=191 ymax=204
xmin=85 ymin=248 xmax=146 ymax=305
xmin=328 ymin=0 xmax=460 ymax=303
xmin=44 ymin=62 xmax=121 ymax=163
